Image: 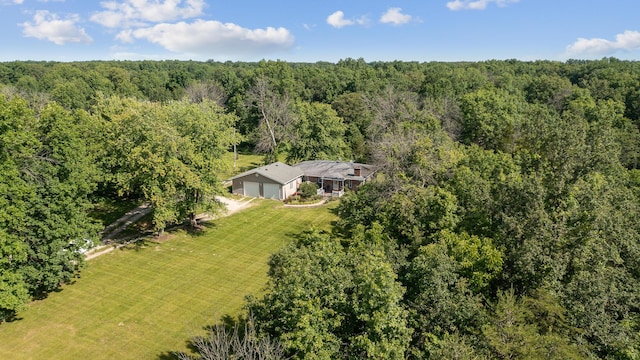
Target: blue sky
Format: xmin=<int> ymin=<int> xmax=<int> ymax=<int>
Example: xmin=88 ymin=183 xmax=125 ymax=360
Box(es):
xmin=1 ymin=0 xmax=639 ymax=62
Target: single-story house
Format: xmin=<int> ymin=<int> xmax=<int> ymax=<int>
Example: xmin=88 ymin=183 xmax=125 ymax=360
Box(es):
xmin=230 ymin=162 xmax=303 ymax=200
xmin=293 ymin=160 xmax=377 ymax=197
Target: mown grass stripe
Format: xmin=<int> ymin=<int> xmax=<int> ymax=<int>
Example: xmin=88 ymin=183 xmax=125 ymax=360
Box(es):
xmin=0 ymin=200 xmax=337 ymax=359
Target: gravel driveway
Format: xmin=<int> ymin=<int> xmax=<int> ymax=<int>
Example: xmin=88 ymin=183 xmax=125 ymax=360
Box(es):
xmin=86 ymin=196 xmax=254 ymax=260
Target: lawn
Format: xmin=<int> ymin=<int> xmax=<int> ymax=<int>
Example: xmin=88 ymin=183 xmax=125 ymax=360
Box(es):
xmin=220 ymin=151 xmax=264 ymax=180
xmin=0 ymin=199 xmax=337 ymax=360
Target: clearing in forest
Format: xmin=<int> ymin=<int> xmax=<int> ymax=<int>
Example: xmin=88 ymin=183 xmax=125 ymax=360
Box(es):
xmin=0 ymin=199 xmax=337 ymax=360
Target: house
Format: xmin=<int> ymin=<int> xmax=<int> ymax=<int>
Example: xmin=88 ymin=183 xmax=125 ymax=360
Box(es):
xmin=230 ymin=162 xmax=303 ymax=200
xmin=293 ymin=160 xmax=377 ymax=197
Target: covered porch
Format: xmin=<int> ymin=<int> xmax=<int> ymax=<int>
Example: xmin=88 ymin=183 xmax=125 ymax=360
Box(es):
xmin=318 ymin=177 xmax=345 ymax=198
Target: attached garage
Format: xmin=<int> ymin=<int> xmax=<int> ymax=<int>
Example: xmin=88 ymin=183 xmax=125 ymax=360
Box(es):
xmin=263 ymin=183 xmax=280 ymax=199
xmin=230 ymin=162 xmax=303 ymax=201
xmin=243 ymin=181 xmax=260 ymax=197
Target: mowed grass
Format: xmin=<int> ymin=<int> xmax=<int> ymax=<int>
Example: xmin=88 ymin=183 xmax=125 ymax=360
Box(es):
xmin=0 ymin=199 xmax=337 ymax=360
xmin=220 ymin=151 xmax=264 ymax=180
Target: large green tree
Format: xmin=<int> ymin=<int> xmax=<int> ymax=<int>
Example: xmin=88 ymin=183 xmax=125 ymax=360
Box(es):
xmin=0 ymin=95 xmax=99 ymax=320
xmin=92 ymin=96 xmax=236 ymax=233
xmin=251 ymin=228 xmax=410 ymax=359
xmin=286 ymin=101 xmax=348 ymax=163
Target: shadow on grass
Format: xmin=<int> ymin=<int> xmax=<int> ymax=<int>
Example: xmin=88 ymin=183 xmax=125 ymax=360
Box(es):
xmin=89 ymin=197 xmax=139 ymax=227
xmin=1 ymin=311 xmax=23 ymax=324
xmin=285 ymin=228 xmax=334 ymax=245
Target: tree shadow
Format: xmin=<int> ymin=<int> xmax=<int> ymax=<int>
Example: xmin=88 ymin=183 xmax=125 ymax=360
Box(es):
xmin=1 ymin=311 xmax=23 ymax=324
xmin=156 ymin=351 xmax=179 ymax=360
xmin=285 ymin=228 xmax=334 ymax=246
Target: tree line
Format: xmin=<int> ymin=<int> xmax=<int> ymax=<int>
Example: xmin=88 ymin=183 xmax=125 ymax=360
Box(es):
xmin=2 ymin=58 xmax=640 ymax=358
xmin=0 ymin=94 xmax=236 ymax=321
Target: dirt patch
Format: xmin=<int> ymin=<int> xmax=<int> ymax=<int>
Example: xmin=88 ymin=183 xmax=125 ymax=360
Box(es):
xmin=147 ymin=233 xmax=174 ymax=243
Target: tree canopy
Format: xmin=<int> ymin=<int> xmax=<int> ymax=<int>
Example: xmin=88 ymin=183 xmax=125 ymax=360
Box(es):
xmin=2 ymin=58 xmax=640 ymax=358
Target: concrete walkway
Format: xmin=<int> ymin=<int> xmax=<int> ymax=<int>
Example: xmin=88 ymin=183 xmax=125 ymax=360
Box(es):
xmin=100 ymin=202 xmax=153 ymax=244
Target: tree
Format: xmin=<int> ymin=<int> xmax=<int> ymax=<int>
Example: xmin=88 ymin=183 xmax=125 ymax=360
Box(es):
xmin=460 ymin=87 xmax=524 ymax=152
xmin=176 ymin=314 xmax=285 ymax=360
xmin=483 ymin=288 xmax=585 ymax=360
xmin=20 ymin=102 xmax=100 ymax=297
xmin=331 ymin=92 xmax=372 ymax=161
xmin=404 ymin=241 xmax=486 ymax=357
xmin=251 ymin=228 xmax=410 ymax=359
xmin=0 ymin=95 xmax=99 ymax=319
xmin=92 ymin=96 xmax=235 ymax=233
xmin=184 ymin=80 xmax=227 ymax=106
xmin=286 ymin=101 xmax=348 ymax=163
xmin=0 ymin=95 xmax=34 ymax=320
xmin=247 ymin=76 xmax=295 ymax=162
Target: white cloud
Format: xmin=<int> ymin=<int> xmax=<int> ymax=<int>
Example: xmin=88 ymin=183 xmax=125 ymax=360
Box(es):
xmin=380 ymin=8 xmax=412 ymax=25
xmin=21 ymin=10 xmax=92 ymax=45
xmin=91 ymin=0 xmax=205 ymax=28
xmin=566 ymin=31 xmax=640 ymax=56
xmin=119 ymin=20 xmax=295 ymax=57
xmin=446 ymin=0 xmax=519 ymax=11
xmin=326 ymin=10 xmax=368 ymax=28
xmin=327 ymin=10 xmax=353 ymax=28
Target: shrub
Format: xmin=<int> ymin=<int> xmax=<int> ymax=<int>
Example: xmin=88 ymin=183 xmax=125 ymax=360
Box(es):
xmin=298 ymin=182 xmax=318 ymax=199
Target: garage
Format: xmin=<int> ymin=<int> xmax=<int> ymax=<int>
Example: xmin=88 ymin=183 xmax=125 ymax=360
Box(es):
xmin=243 ymin=181 xmax=260 ymax=197
xmin=231 ymin=162 xmax=304 ymax=200
xmin=263 ymin=183 xmax=280 ymax=199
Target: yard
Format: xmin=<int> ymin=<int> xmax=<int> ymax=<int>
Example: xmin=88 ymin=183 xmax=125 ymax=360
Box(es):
xmin=220 ymin=151 xmax=264 ymax=180
xmin=0 ymin=199 xmax=337 ymax=359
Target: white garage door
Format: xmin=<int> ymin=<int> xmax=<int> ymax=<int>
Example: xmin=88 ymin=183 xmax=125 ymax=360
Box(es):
xmin=263 ymin=183 xmax=280 ymax=199
xmin=243 ymin=181 xmax=260 ymax=197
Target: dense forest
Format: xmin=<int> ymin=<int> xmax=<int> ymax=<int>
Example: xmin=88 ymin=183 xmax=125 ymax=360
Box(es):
xmin=2 ymin=58 xmax=640 ymax=358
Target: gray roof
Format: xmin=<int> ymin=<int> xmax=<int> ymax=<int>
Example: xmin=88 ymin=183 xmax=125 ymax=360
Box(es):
xmin=293 ymin=160 xmax=376 ymax=181
xmin=230 ymin=162 xmax=304 ymax=185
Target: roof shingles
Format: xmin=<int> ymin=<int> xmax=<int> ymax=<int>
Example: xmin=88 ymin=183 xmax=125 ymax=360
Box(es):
xmin=230 ymin=162 xmax=304 ymax=185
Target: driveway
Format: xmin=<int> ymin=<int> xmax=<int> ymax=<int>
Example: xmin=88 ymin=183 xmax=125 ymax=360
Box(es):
xmin=86 ymin=196 xmax=254 ymax=260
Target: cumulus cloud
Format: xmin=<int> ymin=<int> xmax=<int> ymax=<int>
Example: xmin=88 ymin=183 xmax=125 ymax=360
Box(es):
xmin=118 ymin=20 xmax=295 ymax=57
xmin=21 ymin=10 xmax=92 ymax=45
xmin=380 ymin=8 xmax=412 ymax=25
xmin=326 ymin=10 xmax=368 ymax=28
xmin=91 ymin=0 xmax=204 ymax=28
xmin=566 ymin=30 xmax=640 ymax=56
xmin=446 ymin=0 xmax=519 ymax=11
xmin=327 ymin=11 xmax=353 ymax=28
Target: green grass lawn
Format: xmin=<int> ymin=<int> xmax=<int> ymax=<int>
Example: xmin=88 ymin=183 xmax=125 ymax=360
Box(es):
xmin=0 ymin=199 xmax=337 ymax=360
xmin=220 ymin=151 xmax=264 ymax=180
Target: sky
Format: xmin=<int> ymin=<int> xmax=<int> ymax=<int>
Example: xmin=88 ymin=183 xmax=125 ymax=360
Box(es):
xmin=1 ymin=0 xmax=640 ymax=63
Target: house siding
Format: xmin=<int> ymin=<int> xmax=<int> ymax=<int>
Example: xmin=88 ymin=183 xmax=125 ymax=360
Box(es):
xmin=281 ymin=178 xmax=300 ymax=199
xmin=232 ymin=172 xmax=301 ymax=200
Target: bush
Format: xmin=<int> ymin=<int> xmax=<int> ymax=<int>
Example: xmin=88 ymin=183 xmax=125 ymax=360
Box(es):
xmin=298 ymin=182 xmax=318 ymax=199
